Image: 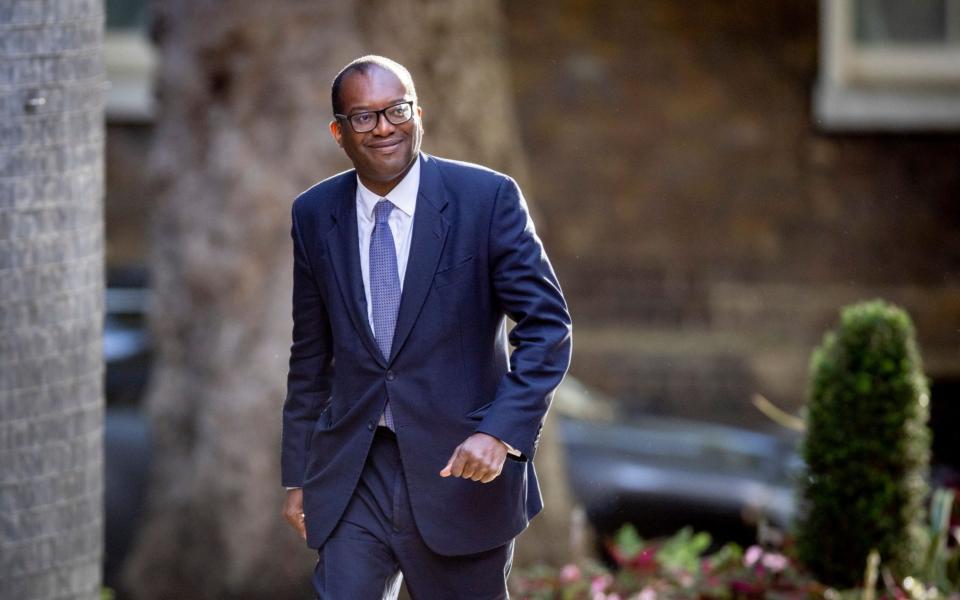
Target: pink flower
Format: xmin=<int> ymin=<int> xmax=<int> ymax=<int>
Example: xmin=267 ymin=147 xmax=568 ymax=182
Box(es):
xmin=760 ymin=552 xmax=788 ymax=573
xmin=559 ymin=564 xmax=581 ymax=583
xmin=700 ymin=557 xmax=713 ymax=575
xmin=744 ymin=545 xmax=763 ymax=567
xmin=637 ymin=587 xmax=657 ymax=600
xmin=591 ymin=574 xmax=612 ymax=593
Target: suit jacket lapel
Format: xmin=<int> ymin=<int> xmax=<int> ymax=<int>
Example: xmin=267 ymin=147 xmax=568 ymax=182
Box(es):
xmin=389 ymin=153 xmax=449 ymax=363
xmin=324 ymin=176 xmax=387 ymax=368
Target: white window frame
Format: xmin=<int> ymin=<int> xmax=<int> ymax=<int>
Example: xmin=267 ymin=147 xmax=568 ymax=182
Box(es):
xmin=814 ymin=0 xmax=960 ymax=131
xmin=104 ymin=29 xmax=156 ymax=122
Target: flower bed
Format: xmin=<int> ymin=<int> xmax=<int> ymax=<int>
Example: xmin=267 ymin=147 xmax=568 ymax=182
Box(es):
xmin=512 ymin=517 xmax=960 ymax=600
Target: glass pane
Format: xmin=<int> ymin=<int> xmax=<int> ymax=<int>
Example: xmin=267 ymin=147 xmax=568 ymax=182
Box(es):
xmin=855 ymin=0 xmax=948 ymax=43
xmin=106 ymin=0 xmax=150 ymax=31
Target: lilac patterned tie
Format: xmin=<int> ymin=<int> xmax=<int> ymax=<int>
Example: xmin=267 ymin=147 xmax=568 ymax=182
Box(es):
xmin=370 ymin=199 xmax=399 ymax=430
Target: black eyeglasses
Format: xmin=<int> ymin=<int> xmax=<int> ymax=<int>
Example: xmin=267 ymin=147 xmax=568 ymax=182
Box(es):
xmin=335 ymin=101 xmax=415 ymax=133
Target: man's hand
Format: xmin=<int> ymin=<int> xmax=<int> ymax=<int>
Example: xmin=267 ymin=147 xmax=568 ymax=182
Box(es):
xmin=439 ymin=432 xmax=508 ymax=483
xmin=282 ymin=488 xmax=307 ymax=540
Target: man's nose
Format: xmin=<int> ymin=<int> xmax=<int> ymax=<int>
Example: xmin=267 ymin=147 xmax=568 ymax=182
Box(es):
xmin=372 ymin=111 xmax=396 ymax=135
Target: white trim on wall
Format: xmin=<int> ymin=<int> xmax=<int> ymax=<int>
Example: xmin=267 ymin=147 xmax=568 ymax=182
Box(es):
xmin=105 ymin=30 xmax=156 ymax=123
xmin=814 ymin=0 xmax=960 ymax=131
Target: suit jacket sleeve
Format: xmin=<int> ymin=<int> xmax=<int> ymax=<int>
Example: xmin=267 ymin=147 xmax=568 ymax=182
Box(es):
xmin=474 ymin=176 xmax=573 ymax=461
xmin=280 ymin=203 xmax=334 ymax=488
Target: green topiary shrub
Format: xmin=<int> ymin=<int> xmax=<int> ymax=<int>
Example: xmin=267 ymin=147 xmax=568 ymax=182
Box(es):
xmin=795 ymin=299 xmax=931 ymax=588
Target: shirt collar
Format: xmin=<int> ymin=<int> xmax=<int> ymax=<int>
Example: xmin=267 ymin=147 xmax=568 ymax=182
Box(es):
xmin=356 ymin=155 xmax=420 ymax=220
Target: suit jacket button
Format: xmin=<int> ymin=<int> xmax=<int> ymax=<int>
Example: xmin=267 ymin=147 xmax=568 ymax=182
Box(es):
xmin=367 ymin=421 xmax=375 ymax=431
xmin=385 ymin=370 xmax=395 ymax=381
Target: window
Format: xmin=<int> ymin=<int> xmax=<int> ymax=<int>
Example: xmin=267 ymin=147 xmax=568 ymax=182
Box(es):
xmin=104 ymin=0 xmax=156 ymax=122
xmin=815 ymin=0 xmax=960 ymax=131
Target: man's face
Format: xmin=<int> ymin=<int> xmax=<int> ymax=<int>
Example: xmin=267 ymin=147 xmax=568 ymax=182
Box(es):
xmin=329 ymin=66 xmax=423 ymax=195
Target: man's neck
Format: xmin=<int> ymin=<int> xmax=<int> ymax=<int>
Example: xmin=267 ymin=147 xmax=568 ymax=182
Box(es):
xmin=359 ymin=157 xmax=417 ymax=197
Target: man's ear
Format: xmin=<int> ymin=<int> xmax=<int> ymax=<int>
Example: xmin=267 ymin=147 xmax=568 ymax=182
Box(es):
xmin=328 ymin=120 xmax=342 ymax=147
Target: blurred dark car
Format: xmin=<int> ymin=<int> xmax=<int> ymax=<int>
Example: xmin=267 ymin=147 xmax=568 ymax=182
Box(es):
xmin=558 ymin=413 xmax=803 ymax=548
xmin=557 ymin=384 xmax=960 ymax=549
xmin=104 ymin=280 xmax=152 ymax=407
xmin=103 ymin=280 xmax=152 ymax=591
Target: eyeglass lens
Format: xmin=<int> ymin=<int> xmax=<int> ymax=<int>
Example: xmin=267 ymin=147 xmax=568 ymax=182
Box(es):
xmin=350 ymin=103 xmax=412 ymax=132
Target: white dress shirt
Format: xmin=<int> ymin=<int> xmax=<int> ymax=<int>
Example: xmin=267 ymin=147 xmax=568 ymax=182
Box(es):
xmin=356 ymin=156 xmax=420 ymax=326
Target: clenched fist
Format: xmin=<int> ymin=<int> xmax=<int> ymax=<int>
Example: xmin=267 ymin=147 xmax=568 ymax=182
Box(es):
xmin=281 ymin=488 xmax=307 ymax=540
xmin=439 ymin=432 xmax=508 ymax=483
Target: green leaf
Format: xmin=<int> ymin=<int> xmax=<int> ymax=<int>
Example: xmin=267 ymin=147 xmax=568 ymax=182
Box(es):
xmin=613 ymin=523 xmax=646 ymax=560
xmin=656 ymin=527 xmax=712 ymax=573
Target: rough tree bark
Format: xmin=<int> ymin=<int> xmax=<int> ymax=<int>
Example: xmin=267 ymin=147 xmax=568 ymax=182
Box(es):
xmin=0 ymin=1 xmax=106 ymax=599
xmin=124 ymin=2 xmax=572 ymax=598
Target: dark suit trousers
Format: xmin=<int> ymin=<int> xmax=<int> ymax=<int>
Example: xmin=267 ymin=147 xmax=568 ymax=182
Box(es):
xmin=312 ymin=427 xmax=514 ymax=599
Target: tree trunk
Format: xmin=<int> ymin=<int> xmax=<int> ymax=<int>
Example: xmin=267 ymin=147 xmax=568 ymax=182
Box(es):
xmin=0 ymin=2 xmax=106 ymax=599
xmin=124 ymin=2 xmax=571 ymax=598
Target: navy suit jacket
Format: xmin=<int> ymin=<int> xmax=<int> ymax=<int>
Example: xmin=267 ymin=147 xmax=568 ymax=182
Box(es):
xmin=281 ymin=153 xmax=572 ymax=556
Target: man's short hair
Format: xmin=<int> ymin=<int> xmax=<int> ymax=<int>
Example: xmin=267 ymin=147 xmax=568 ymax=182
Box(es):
xmin=331 ymin=55 xmax=417 ymax=116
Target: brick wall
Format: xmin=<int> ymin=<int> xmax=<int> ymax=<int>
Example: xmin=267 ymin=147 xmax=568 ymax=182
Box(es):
xmin=504 ymin=0 xmax=960 ymax=425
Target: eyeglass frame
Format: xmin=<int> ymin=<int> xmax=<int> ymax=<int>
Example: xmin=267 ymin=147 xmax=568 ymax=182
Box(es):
xmin=334 ymin=100 xmax=417 ymax=133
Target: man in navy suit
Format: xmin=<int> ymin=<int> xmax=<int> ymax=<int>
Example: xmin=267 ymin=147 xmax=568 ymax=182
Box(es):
xmin=280 ymin=55 xmax=572 ymax=599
